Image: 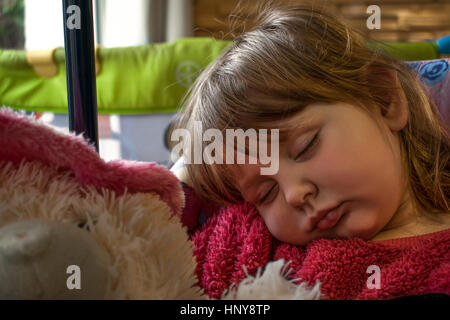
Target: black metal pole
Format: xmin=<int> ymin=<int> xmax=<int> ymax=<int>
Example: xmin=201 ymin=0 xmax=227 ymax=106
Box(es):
xmin=62 ymin=0 xmax=99 ymax=152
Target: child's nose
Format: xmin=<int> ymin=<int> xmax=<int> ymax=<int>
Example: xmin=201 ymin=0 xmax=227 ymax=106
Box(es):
xmin=284 ymin=183 xmax=315 ymax=209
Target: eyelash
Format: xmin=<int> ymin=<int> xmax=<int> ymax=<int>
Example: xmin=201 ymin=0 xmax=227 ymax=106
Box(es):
xmin=258 ymin=184 xmax=276 ymax=206
xmin=295 ymin=132 xmax=319 ymax=161
xmin=257 ymin=132 xmax=320 ymax=206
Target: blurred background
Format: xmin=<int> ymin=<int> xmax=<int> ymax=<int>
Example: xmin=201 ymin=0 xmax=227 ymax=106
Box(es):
xmin=1 ymin=0 xmax=449 ymax=166
xmin=3 ymin=0 xmax=450 ymax=50
xmin=195 ymin=0 xmax=450 ymax=41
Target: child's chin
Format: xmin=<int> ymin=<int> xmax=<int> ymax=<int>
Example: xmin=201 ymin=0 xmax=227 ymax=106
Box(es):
xmin=332 ymin=212 xmax=381 ymax=240
xmin=338 ymin=227 xmax=378 ymax=241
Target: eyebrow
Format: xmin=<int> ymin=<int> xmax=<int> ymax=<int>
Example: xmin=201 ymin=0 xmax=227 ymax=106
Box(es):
xmin=277 ymin=113 xmax=317 ymax=141
xmin=287 ymin=113 xmax=317 ymax=132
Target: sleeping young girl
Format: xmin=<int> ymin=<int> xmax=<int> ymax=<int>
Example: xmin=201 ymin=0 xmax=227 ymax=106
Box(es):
xmin=172 ymin=4 xmax=450 ymax=299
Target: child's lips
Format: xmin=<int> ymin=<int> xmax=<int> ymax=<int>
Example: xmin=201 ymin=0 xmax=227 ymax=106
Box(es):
xmin=312 ymin=202 xmax=346 ymax=231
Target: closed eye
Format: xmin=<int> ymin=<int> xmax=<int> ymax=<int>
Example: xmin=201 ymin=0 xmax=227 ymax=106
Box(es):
xmin=295 ymin=132 xmax=320 ymax=161
xmin=257 ymin=183 xmax=278 ymax=206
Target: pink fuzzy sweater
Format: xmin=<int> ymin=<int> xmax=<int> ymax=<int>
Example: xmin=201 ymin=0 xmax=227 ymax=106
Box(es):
xmin=189 ymin=202 xmax=450 ymax=300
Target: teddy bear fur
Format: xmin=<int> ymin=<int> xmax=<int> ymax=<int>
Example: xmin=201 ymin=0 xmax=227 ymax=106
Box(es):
xmin=0 ymin=107 xmax=204 ymax=299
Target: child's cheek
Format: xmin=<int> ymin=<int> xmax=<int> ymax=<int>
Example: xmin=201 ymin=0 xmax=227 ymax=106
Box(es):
xmin=306 ymin=129 xmax=363 ymax=191
xmin=260 ymin=204 xmax=299 ymax=243
xmin=315 ymin=122 xmax=386 ymax=193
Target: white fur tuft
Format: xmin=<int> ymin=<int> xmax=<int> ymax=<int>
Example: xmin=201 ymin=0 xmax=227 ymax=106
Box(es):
xmin=221 ymin=259 xmax=321 ymax=300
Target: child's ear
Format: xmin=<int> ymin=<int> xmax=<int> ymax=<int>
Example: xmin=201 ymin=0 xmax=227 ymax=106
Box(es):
xmin=366 ymin=67 xmax=409 ymax=132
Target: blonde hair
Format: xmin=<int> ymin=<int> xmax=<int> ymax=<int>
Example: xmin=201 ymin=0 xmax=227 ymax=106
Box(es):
xmin=176 ymin=3 xmax=450 ymax=214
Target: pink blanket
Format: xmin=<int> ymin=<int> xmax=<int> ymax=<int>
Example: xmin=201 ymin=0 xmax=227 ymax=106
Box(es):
xmin=191 ymin=202 xmax=450 ymax=300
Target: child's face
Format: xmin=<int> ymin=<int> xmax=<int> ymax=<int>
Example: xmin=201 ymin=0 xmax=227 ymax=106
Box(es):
xmin=235 ymin=101 xmax=408 ymax=245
